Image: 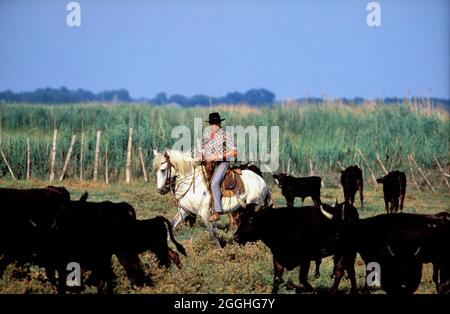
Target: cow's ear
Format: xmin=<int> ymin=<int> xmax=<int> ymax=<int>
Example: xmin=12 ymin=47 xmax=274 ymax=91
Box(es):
xmin=376 ymin=178 xmax=383 ymax=184
xmin=272 ymin=174 xmax=278 ymax=179
xmin=153 ymin=148 xmax=158 ymax=156
xmin=79 ymin=192 xmax=88 ymax=202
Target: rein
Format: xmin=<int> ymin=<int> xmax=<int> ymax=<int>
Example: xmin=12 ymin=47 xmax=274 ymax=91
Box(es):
xmin=162 ymin=154 xmax=200 ymax=209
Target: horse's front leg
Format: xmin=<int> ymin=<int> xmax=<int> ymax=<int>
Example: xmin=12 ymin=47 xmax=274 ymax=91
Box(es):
xmin=171 ymin=208 xmax=186 ymax=231
xmin=199 ymin=207 xmax=222 ymax=249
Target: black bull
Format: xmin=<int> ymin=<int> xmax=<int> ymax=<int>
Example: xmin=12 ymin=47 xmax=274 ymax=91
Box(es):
xmin=56 ymin=197 xmax=187 ymax=293
xmin=0 ymin=188 xmax=186 ymax=293
xmin=233 ymin=202 xmax=359 ymax=293
xmin=331 ymin=212 xmax=450 ymax=294
xmin=340 ymin=165 xmax=364 ymax=208
xmin=233 ymin=201 xmax=450 ymax=294
xmin=0 ymin=186 xmax=70 ymax=279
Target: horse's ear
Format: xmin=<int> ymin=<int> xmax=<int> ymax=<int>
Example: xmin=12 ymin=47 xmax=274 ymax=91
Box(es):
xmin=153 ymin=148 xmax=158 ymax=156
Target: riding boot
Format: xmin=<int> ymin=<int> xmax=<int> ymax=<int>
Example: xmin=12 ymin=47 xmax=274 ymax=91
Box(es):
xmin=208 ymin=212 xmax=223 ymax=222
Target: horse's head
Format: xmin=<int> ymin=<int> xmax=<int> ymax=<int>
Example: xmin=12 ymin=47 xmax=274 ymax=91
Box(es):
xmin=153 ymin=149 xmax=177 ymax=195
xmin=153 ymin=149 xmax=197 ymax=195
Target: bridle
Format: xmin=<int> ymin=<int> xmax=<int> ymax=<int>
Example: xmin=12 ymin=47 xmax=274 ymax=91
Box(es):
xmin=162 ymin=151 xmax=176 ymax=192
xmin=160 ymin=151 xmax=198 ymax=205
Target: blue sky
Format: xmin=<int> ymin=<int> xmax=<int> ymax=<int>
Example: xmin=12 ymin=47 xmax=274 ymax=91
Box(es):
xmin=0 ymin=0 xmax=449 ymax=100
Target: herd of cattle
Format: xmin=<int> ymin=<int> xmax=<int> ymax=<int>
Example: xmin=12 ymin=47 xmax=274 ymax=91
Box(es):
xmin=0 ymin=165 xmax=448 ymax=294
xmin=0 ymin=186 xmax=186 ymax=294
xmin=235 ymin=165 xmax=449 ymax=294
xmin=272 ymin=165 xmax=406 ymax=214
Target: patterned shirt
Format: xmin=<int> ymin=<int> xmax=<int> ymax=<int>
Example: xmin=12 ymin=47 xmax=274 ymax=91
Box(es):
xmin=202 ymin=128 xmax=236 ymax=161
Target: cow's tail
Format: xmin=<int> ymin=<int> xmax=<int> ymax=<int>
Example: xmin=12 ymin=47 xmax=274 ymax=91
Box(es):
xmin=159 ymin=216 xmax=187 ymax=257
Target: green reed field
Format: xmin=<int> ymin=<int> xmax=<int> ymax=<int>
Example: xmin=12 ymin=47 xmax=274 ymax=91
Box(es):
xmin=0 ymin=101 xmax=448 ymax=293
xmin=0 ymin=102 xmax=448 ymax=183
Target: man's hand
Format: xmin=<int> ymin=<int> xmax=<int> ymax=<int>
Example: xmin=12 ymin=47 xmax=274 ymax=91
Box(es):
xmin=194 ymin=150 xmax=204 ymax=162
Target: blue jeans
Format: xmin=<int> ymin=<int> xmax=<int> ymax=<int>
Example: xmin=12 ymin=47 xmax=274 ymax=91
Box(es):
xmin=211 ymin=161 xmax=229 ymax=213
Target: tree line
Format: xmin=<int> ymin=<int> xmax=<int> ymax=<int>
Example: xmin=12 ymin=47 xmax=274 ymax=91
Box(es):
xmin=0 ymin=87 xmax=448 ymax=109
xmin=0 ymin=87 xmax=276 ymax=106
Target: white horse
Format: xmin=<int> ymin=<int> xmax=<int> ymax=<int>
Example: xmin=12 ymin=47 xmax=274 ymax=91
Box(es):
xmin=152 ymin=149 xmax=271 ymax=248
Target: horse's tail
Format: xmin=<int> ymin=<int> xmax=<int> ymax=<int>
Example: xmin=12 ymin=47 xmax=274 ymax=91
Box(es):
xmin=159 ymin=216 xmax=187 ymax=257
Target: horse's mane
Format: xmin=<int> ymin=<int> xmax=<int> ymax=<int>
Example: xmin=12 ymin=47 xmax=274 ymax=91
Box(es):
xmin=152 ymin=150 xmax=195 ymax=176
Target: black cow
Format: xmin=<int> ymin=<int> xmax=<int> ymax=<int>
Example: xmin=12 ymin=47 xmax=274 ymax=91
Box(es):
xmin=377 ymin=171 xmax=407 ymax=214
xmin=233 ymin=202 xmax=358 ymax=293
xmin=0 ymin=188 xmax=186 ymax=293
xmin=0 ymin=185 xmax=70 ymax=230
xmin=124 ymin=217 xmax=187 ymax=269
xmin=340 ymin=165 xmax=364 ymax=208
xmin=0 ymin=186 xmax=71 ymax=279
xmin=54 ymin=194 xmax=187 ymax=293
xmin=272 ymin=173 xmax=322 ymax=207
xmin=50 ymin=194 xmax=146 ymax=293
xmin=331 ymin=212 xmax=450 ymax=295
xmin=423 ymin=212 xmax=450 ymax=293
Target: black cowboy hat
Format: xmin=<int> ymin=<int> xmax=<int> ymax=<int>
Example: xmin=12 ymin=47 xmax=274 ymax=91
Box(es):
xmin=205 ymin=112 xmax=225 ymax=124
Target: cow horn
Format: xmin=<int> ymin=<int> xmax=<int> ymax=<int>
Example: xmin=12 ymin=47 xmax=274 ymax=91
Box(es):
xmin=29 ymin=218 xmax=38 ymax=228
xmin=414 ymin=246 xmax=421 ymax=256
xmin=50 ymin=218 xmax=57 ymax=229
xmin=342 ymin=202 xmax=345 ymax=220
xmin=265 ymin=165 xmax=274 ymax=175
xmin=320 ymin=205 xmax=333 ymax=220
xmin=387 ymin=245 xmax=395 ymax=256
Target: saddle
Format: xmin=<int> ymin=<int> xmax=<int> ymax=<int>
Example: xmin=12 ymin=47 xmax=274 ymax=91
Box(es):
xmin=203 ymin=162 xmax=245 ymax=197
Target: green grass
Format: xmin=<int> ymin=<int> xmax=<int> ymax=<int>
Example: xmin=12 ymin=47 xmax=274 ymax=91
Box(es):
xmin=0 ymin=178 xmax=448 ymax=294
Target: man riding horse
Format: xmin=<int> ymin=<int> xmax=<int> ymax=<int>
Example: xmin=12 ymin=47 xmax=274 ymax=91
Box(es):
xmin=199 ymin=112 xmax=237 ymax=222
xmin=152 ymin=114 xmax=270 ymax=248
